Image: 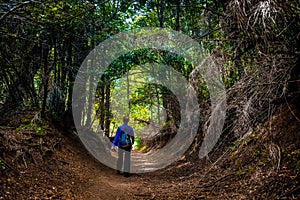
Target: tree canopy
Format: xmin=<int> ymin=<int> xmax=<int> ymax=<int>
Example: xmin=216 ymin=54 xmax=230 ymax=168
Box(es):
xmin=0 ymin=0 xmax=299 ymax=140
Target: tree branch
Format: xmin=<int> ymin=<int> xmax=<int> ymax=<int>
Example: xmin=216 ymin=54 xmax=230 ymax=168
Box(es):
xmin=0 ymin=0 xmax=40 ymax=23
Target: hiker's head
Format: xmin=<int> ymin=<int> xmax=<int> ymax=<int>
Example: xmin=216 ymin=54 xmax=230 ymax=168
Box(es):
xmin=123 ymin=116 xmax=129 ymax=124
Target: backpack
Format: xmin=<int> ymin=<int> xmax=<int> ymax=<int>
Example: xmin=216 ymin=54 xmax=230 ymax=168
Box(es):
xmin=119 ymin=129 xmax=132 ymax=147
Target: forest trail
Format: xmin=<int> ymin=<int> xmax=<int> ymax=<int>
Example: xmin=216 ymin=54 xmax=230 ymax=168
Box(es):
xmin=1 ymin=0 xmax=299 ymax=199
xmin=1 ymin=105 xmax=299 ymax=199
xmin=0 ymin=122 xmax=217 ymax=199
xmin=75 ymin=152 xmax=202 ymax=200
xmin=65 ymin=140 xmax=193 ymax=200
xmin=73 ymin=105 xmax=300 ymax=200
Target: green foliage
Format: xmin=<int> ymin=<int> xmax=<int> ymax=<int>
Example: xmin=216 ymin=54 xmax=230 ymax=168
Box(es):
xmin=228 ymin=140 xmax=239 ymax=151
xmin=16 ymin=117 xmax=34 ymax=131
xmin=16 ymin=117 xmax=48 ymax=136
xmin=283 ymin=148 xmax=300 ymax=172
xmin=2 ymin=0 xmax=298 ymax=151
xmin=252 ymin=149 xmax=261 ymax=158
xmin=36 ymin=126 xmax=46 ymax=136
xmin=228 ymin=145 xmax=235 ymax=151
xmin=0 ymin=160 xmax=5 ymax=171
xmin=133 ymin=137 xmax=147 ymax=150
xmin=236 ymin=170 xmax=246 ymax=176
xmin=1 ymin=0 xmax=229 ymax=123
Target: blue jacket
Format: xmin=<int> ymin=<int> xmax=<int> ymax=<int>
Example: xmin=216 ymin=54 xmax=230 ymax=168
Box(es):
xmin=112 ymin=124 xmax=134 ymax=147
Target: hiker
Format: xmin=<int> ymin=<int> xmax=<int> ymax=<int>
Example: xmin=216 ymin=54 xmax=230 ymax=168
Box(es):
xmin=111 ymin=116 xmax=134 ymax=177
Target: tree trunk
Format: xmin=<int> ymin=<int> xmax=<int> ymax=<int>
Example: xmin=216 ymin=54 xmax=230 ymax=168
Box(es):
xmin=104 ymin=82 xmax=111 ymax=136
xmin=175 ymin=0 xmax=180 ymax=31
xmin=41 ymin=42 xmax=49 ymax=118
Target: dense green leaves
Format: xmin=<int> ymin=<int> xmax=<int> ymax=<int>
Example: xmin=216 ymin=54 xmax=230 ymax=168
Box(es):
xmin=0 ymin=0 xmax=298 ymax=137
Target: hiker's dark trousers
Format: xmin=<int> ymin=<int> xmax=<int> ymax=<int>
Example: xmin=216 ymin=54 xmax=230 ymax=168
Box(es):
xmin=117 ymin=146 xmax=131 ymax=173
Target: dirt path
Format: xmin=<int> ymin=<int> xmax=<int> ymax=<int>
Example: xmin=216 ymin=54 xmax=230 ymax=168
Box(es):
xmin=69 ymin=147 xmax=163 ymax=199
xmin=1 ymin=123 xmax=190 ymax=200
xmin=53 ymin=135 xmax=153 ymax=200
xmin=65 ymin=137 xmax=199 ymax=200
xmin=1 ymin=105 xmax=299 ymax=199
xmin=70 ymin=143 xmax=211 ymax=200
